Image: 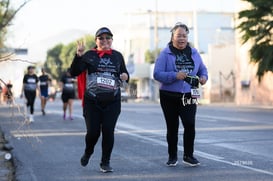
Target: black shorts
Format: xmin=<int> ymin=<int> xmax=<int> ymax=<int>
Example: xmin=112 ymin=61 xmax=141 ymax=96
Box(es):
xmin=61 ymin=92 xmax=75 ymax=103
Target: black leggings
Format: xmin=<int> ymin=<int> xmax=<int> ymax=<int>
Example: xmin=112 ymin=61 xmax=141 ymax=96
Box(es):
xmin=159 ymin=90 xmax=197 ymax=158
xmin=24 ymin=90 xmax=36 ymax=114
xmin=83 ymin=97 xmax=121 ymax=164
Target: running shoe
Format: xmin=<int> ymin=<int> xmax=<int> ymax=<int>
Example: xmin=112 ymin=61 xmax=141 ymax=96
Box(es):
xmin=29 ymin=115 xmax=34 ymax=123
xmin=183 ymin=155 xmax=200 ymax=166
xmin=166 ymin=158 xmax=178 ymax=167
xmin=100 ymin=163 xmax=113 ymax=173
xmin=80 ymin=154 xmax=90 ymax=167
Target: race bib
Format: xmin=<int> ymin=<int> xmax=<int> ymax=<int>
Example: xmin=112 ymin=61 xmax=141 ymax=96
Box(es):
xmin=97 ymin=77 xmax=115 ymax=88
xmin=191 ymin=88 xmax=200 ymax=98
xmin=27 ymin=78 xmax=36 ymax=83
xmin=64 ymin=83 xmax=73 ymax=88
xmin=40 ymin=81 xmax=47 ymax=86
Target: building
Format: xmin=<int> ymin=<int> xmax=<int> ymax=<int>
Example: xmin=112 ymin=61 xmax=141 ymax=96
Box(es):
xmin=234 ymin=0 xmax=273 ymax=106
xmin=0 ymin=48 xmax=29 ymax=98
xmin=114 ymin=10 xmax=236 ymax=103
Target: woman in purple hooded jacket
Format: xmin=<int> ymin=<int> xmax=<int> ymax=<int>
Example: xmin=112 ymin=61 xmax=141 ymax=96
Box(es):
xmin=153 ymin=22 xmax=208 ymax=167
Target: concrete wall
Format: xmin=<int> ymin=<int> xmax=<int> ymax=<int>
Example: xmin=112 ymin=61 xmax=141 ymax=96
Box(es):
xmin=208 ymin=44 xmax=236 ymax=102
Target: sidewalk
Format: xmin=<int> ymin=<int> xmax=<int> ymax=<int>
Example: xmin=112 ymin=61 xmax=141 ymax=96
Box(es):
xmin=0 ymin=129 xmax=14 ymax=181
xmin=0 ymin=104 xmax=16 ymax=181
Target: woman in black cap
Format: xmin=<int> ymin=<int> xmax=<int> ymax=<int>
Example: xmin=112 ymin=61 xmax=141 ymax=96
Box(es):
xmin=70 ymin=27 xmax=129 ymax=173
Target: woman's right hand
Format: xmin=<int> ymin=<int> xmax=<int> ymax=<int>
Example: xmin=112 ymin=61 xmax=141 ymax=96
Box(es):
xmin=76 ymin=40 xmax=85 ymax=56
xmin=176 ymin=72 xmax=187 ymax=80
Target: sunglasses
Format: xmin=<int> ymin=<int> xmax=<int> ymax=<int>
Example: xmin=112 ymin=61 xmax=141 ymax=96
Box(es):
xmin=97 ymin=36 xmax=112 ymax=40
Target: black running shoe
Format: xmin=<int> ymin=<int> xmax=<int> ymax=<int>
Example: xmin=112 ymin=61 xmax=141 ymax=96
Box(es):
xmin=183 ymin=155 xmax=200 ymax=166
xmin=166 ymin=158 xmax=178 ymax=167
xmin=80 ymin=154 xmax=90 ymax=167
xmin=100 ymin=163 xmax=113 ymax=173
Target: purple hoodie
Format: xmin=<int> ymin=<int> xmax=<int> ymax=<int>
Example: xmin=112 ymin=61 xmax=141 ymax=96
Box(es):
xmin=153 ymin=45 xmax=208 ymax=93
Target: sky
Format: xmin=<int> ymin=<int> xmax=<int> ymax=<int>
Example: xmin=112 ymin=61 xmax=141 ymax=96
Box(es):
xmin=6 ymin=0 xmax=237 ymax=61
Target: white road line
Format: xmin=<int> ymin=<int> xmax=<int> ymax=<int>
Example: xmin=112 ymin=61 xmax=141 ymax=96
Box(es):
xmin=12 ymin=110 xmax=273 ymax=176
xmin=117 ymin=122 xmax=273 ymax=176
xmin=197 ymin=115 xmax=261 ymax=123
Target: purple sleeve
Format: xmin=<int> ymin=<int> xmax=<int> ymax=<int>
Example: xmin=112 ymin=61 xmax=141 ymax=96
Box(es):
xmin=153 ymin=51 xmax=177 ymax=84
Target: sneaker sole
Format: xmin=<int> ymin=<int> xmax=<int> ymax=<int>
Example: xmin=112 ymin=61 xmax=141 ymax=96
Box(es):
xmin=100 ymin=168 xmax=113 ymax=173
xmin=183 ymin=160 xmax=200 ymax=167
xmin=27 ymin=119 xmax=34 ymax=124
xmin=166 ymin=161 xmax=178 ymax=167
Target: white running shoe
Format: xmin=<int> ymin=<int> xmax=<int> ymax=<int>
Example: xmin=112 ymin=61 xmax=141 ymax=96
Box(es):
xmin=29 ymin=115 xmax=34 ymax=122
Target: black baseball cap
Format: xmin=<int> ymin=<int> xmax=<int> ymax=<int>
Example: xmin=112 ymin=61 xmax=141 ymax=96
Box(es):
xmin=95 ymin=27 xmax=113 ymax=37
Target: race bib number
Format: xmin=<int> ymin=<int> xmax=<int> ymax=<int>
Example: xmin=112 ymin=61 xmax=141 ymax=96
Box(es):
xmin=27 ymin=78 xmax=36 ymax=83
xmin=97 ymin=77 xmax=115 ymax=88
xmin=64 ymin=83 xmax=73 ymax=88
xmin=191 ymin=88 xmax=200 ymax=98
xmin=40 ymin=81 xmax=47 ymax=86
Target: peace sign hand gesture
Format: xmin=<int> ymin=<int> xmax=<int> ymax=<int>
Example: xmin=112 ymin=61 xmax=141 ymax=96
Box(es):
xmin=76 ymin=40 xmax=85 ymax=57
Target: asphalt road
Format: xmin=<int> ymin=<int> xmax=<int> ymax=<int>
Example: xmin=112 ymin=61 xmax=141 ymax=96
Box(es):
xmin=0 ymin=98 xmax=273 ymax=181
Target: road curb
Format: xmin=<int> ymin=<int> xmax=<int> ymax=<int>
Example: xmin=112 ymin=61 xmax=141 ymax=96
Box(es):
xmin=0 ymin=126 xmax=15 ymax=181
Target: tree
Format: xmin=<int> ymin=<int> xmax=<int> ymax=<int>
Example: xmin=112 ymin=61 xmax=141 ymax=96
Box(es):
xmin=59 ymin=35 xmax=96 ymax=71
xmin=237 ymin=0 xmax=273 ymax=81
xmin=0 ymin=0 xmax=30 ymax=49
xmin=60 ymin=42 xmax=76 ymax=71
xmin=0 ymin=0 xmax=31 ymax=90
xmin=144 ymin=48 xmax=161 ymax=64
xmin=44 ymin=44 xmax=63 ymax=80
xmin=43 ymin=35 xmax=95 ymax=80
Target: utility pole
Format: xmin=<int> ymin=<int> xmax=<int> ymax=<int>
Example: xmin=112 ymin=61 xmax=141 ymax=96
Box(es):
xmin=193 ymin=0 xmax=199 ymax=50
xmin=154 ymin=0 xmax=159 ymax=53
xmin=151 ymin=0 xmax=159 ymax=102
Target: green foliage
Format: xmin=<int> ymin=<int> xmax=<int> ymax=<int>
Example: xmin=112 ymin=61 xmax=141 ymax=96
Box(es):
xmin=43 ymin=34 xmax=95 ymax=80
xmin=237 ymin=0 xmax=273 ymax=81
xmin=0 ymin=0 xmax=29 ymax=49
xmin=0 ymin=0 xmax=13 ymax=48
xmin=84 ymin=35 xmax=96 ymax=49
xmin=43 ymin=44 xmax=63 ymax=80
xmin=144 ymin=48 xmax=161 ymax=64
xmin=60 ymin=42 xmax=76 ymax=71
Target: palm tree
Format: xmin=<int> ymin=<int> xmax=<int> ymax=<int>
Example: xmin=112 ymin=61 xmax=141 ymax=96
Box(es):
xmin=237 ymin=0 xmax=273 ymax=81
